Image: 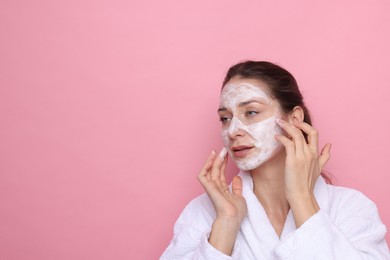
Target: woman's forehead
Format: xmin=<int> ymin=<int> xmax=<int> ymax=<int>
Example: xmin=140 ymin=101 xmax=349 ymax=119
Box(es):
xmin=220 ymin=82 xmax=270 ymax=105
xmin=223 ymin=76 xmax=271 ymax=93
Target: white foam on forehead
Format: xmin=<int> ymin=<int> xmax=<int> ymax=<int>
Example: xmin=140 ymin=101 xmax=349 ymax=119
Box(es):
xmin=220 ymin=82 xmax=270 ymax=108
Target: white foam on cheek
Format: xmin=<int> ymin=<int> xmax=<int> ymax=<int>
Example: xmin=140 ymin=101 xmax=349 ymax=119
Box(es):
xmin=221 ymin=115 xmax=282 ymax=170
xmin=238 ymin=115 xmax=283 ymax=170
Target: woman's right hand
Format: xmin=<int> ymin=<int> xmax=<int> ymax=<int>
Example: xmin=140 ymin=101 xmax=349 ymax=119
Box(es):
xmin=197 ymin=148 xmax=248 ymax=229
xmin=197 ymin=148 xmax=247 ymax=255
xmin=198 ymin=148 xmax=247 ymax=255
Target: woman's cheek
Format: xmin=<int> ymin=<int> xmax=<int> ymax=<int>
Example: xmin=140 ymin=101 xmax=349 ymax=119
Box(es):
xmin=221 ymin=129 xmax=230 ymax=147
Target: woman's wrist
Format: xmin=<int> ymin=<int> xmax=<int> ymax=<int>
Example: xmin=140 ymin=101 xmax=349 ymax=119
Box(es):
xmin=208 ymin=216 xmax=240 ymax=256
xmin=287 ymin=192 xmax=320 ymax=228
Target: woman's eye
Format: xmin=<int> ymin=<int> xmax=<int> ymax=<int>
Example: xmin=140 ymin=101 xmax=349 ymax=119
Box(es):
xmin=219 ymin=116 xmax=231 ymax=123
xmin=246 ymin=111 xmax=258 ymax=117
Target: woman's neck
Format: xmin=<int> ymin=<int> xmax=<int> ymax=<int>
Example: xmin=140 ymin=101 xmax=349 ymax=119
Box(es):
xmin=250 ymin=150 xmax=290 ymax=224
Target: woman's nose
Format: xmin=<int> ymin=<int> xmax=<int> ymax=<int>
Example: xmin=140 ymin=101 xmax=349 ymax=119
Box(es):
xmin=228 ymin=117 xmax=246 ymax=139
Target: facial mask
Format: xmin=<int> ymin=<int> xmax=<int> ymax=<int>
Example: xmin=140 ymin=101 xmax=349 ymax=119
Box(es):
xmin=220 ymin=83 xmax=283 ymax=170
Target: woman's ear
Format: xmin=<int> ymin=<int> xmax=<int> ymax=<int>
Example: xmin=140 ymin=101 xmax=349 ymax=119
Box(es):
xmin=288 ymin=106 xmax=304 ymax=124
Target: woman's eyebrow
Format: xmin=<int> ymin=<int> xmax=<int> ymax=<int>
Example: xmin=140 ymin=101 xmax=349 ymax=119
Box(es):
xmin=218 ymin=100 xmax=265 ymax=112
xmin=238 ymin=100 xmax=266 ymax=107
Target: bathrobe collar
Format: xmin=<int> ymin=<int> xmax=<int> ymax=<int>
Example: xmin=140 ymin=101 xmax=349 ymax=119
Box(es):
xmin=237 ymin=170 xmax=330 ymax=258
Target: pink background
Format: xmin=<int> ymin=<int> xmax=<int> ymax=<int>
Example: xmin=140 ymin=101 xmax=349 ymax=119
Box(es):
xmin=1 ymin=1 xmax=389 ymax=259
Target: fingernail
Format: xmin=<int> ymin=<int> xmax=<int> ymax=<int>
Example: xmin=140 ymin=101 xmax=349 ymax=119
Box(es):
xmin=219 ymin=147 xmax=228 ymax=160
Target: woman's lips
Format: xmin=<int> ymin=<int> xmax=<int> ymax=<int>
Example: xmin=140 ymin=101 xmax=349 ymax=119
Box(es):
xmin=232 ymin=146 xmax=254 ymax=158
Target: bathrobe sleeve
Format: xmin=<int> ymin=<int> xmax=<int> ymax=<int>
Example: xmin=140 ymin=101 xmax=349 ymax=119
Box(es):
xmin=274 ymin=189 xmax=390 ymax=259
xmin=160 ymin=194 xmax=241 ymax=260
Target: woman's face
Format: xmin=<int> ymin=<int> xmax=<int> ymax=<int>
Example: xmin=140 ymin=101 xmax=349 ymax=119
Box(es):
xmin=218 ymin=77 xmax=284 ymax=170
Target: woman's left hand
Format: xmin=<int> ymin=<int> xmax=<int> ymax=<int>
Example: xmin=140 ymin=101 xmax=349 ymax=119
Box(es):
xmin=275 ymin=118 xmax=332 ymax=227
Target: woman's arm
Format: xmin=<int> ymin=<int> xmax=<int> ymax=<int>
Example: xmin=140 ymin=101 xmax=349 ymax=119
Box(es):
xmin=160 ymin=193 xmax=242 ymax=260
xmin=275 ymin=117 xmax=331 ymax=228
xmin=275 ymin=118 xmax=390 ymax=259
xmin=196 ymin=149 xmax=247 ymax=256
xmin=161 ymin=149 xmax=247 ymax=259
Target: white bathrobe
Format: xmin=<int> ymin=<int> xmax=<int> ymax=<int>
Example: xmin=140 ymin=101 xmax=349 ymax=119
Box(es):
xmin=161 ymin=171 xmax=390 ymax=259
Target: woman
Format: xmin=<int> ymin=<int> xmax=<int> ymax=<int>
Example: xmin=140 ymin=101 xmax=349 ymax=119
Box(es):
xmin=161 ymin=61 xmax=390 ymax=259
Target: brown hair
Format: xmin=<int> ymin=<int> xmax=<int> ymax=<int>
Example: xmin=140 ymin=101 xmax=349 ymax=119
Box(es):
xmin=222 ymin=60 xmax=332 ymax=184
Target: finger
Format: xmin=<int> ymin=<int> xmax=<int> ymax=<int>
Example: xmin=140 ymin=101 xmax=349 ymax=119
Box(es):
xmin=219 ymin=146 xmax=228 ymax=161
xmin=274 ymin=134 xmax=295 ymax=156
xmin=293 ymin=120 xmax=319 ymax=154
xmin=232 ymin=176 xmax=243 ymax=196
xmin=319 ymin=143 xmax=332 ymax=170
xmin=220 ymin=150 xmax=228 ymax=184
xmin=210 ymin=147 xmax=227 ymax=180
xmin=199 ymin=150 xmax=216 ymax=175
xmin=220 ymin=167 xmax=229 ymax=192
xmin=198 ymin=151 xmax=216 ymax=184
xmin=276 ymin=118 xmax=305 ymax=154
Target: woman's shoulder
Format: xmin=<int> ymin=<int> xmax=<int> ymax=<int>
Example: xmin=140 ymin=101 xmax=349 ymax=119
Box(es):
xmin=323 ymin=182 xmax=388 ymax=244
xmin=325 ymin=182 xmax=382 ymax=221
xmin=327 ymin=183 xmax=376 ymax=206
